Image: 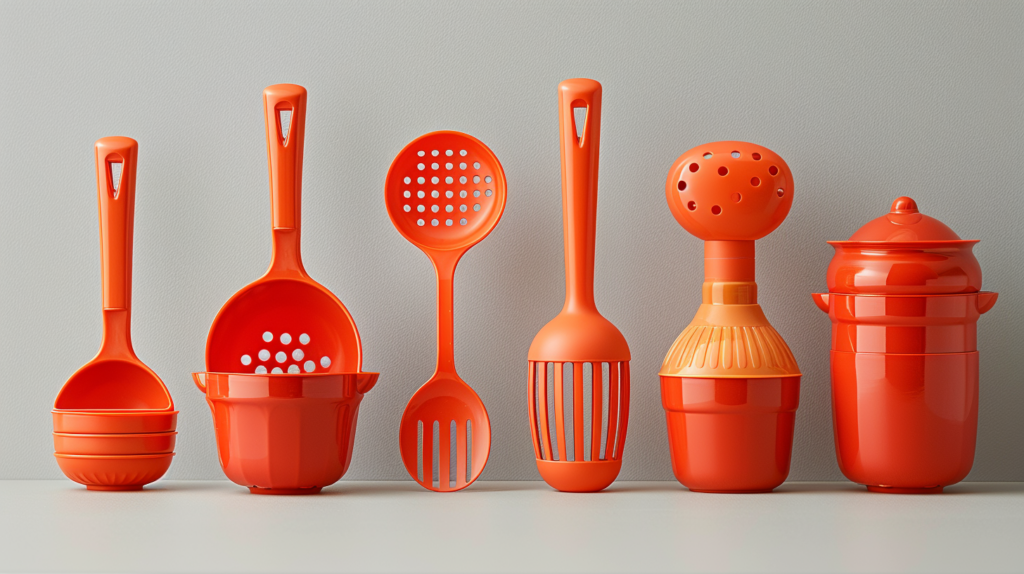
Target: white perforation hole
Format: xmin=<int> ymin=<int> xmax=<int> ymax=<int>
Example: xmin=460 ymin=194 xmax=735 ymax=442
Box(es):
xmin=258 ymin=349 xmax=271 ymax=361
xmin=271 ymin=367 xmax=283 ymax=374
xmin=262 ymin=331 xmax=273 ymax=342
xmin=321 ymin=356 xmax=332 ymax=368
xmin=288 ymin=364 xmax=300 ymax=374
xmin=303 ymin=360 xmax=316 ymax=372
xmin=299 ymin=333 xmax=310 ymax=344
xmin=255 ymin=365 xmax=268 ymax=374
xmin=292 ymin=349 xmax=304 ymax=361
xmin=280 ymin=333 xmax=291 ymax=345
xmin=241 ymin=354 xmax=252 ymax=366
xmin=460 ymin=218 xmax=468 ymax=225
xmin=275 ymin=351 xmax=287 ymax=363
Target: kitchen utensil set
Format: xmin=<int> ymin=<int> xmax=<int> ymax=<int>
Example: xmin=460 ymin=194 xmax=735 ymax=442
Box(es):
xmin=53 ymin=80 xmax=998 ymax=496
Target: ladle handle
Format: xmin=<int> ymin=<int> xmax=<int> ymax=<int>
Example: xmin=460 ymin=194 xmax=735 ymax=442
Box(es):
xmin=558 ymin=78 xmax=601 ymax=312
xmin=264 ymin=84 xmax=306 ymax=232
xmin=95 ymin=137 xmax=138 ymax=311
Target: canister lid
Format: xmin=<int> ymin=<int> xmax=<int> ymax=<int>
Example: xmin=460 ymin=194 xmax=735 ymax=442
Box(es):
xmin=825 ymin=196 xmax=982 ymax=294
xmin=847 ymin=197 xmax=961 ymax=242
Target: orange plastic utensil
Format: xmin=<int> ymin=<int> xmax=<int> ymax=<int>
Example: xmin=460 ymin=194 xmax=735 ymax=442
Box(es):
xmin=54 ymin=137 xmax=173 ymax=411
xmin=206 ymin=84 xmax=363 ymax=375
xmin=527 ymin=79 xmax=631 ymax=493
xmin=385 ymin=132 xmax=506 ymax=491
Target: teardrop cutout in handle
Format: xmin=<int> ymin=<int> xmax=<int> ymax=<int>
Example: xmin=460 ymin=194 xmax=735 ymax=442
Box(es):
xmin=558 ymin=78 xmax=602 ymax=312
xmin=95 ymin=137 xmax=138 ymax=311
xmin=264 ymin=84 xmax=306 ymax=231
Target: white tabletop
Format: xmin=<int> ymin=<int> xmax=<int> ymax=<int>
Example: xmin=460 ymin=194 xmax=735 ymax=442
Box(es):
xmin=1 ymin=480 xmax=1022 ymax=573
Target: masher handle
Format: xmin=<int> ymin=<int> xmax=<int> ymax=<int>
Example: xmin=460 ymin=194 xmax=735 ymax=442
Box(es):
xmin=95 ymin=137 xmax=138 ymax=311
xmin=558 ymin=78 xmax=601 ymax=312
xmin=264 ymin=84 xmax=306 ymax=231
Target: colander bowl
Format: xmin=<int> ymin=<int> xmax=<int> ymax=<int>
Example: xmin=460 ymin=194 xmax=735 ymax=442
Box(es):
xmin=193 ymin=371 xmax=378 ymax=494
xmin=54 ymin=453 xmax=174 ymax=490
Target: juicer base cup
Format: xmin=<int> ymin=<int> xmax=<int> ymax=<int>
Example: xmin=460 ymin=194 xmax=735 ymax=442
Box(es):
xmin=661 ymin=376 xmax=800 ymax=493
xmin=87 ymin=485 xmax=144 ymax=491
xmin=866 ymin=485 xmax=944 ymax=494
xmin=535 ymin=459 xmax=622 ymax=492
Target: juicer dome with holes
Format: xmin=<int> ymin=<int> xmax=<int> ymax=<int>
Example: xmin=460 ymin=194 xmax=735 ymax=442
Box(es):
xmin=813 ymin=196 xmax=997 ymax=493
xmin=660 ymin=141 xmax=801 ymax=493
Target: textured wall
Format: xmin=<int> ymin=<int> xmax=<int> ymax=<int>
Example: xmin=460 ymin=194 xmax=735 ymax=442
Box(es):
xmin=1 ymin=0 xmax=1021 ymax=481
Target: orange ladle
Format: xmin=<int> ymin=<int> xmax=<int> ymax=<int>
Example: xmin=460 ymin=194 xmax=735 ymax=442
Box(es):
xmin=385 ymin=132 xmax=507 ymax=491
xmin=55 ymin=137 xmax=173 ymax=411
xmin=205 ymin=84 xmax=363 ymax=375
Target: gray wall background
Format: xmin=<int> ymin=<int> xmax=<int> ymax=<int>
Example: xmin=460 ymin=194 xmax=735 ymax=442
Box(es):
xmin=1 ymin=0 xmax=1021 ymax=482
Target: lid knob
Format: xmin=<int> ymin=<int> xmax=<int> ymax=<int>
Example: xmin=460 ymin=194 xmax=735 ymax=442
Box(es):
xmin=891 ymin=196 xmax=918 ymax=214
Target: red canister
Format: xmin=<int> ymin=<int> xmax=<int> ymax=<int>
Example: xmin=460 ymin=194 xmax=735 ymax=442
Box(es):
xmin=813 ymin=197 xmax=997 ymax=493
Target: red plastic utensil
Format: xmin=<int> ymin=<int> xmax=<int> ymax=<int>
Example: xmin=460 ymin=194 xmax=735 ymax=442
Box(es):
xmin=527 ymin=79 xmax=630 ymax=493
xmin=54 ymin=137 xmax=173 ymax=412
xmin=385 ymin=132 xmax=506 ymax=491
xmin=660 ymin=141 xmax=801 ymax=493
xmin=52 ymin=410 xmax=177 ymax=434
xmin=193 ymin=371 xmax=378 ymax=494
xmin=813 ymin=197 xmax=998 ymax=493
xmin=206 ymin=84 xmax=363 ymax=375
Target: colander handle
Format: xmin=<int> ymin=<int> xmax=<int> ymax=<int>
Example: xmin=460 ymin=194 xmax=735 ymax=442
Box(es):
xmin=264 ymin=84 xmax=306 ymax=231
xmin=95 ymin=137 xmax=138 ymax=311
xmin=558 ymin=79 xmax=601 ymax=312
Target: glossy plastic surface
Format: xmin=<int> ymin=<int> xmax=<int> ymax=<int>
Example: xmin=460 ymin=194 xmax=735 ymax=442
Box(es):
xmin=51 ymin=410 xmax=178 ymax=434
xmin=848 ymin=196 xmax=962 ymax=242
xmin=830 ymin=351 xmax=978 ymax=493
xmin=826 ymin=198 xmax=982 ymax=294
xmin=206 ymin=84 xmax=363 ymax=375
xmin=812 ymin=292 xmax=999 ymax=353
xmin=661 ymin=377 xmax=800 ymax=492
xmin=660 ymin=142 xmax=799 ymax=492
xmin=193 ymin=372 xmax=378 ymax=494
xmin=386 ymin=131 xmax=505 ymax=492
xmin=54 ymin=137 xmax=173 ymax=411
xmin=665 ymin=142 xmax=794 ymax=241
xmin=53 ymin=432 xmax=176 ymax=455
xmin=54 ymin=453 xmax=173 ymax=491
xmin=527 ymin=79 xmax=630 ymax=493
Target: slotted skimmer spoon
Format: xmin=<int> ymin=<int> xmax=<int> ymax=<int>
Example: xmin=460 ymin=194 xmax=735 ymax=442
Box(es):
xmin=527 ymin=79 xmax=630 ymax=492
xmin=385 ymin=132 xmax=506 ymax=491
xmin=206 ymin=84 xmax=363 ymax=374
xmin=55 ymin=136 xmax=173 ymax=411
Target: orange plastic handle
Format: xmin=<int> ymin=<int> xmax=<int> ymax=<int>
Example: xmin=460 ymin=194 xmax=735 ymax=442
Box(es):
xmin=558 ymin=79 xmax=601 ymax=312
xmin=264 ymin=84 xmax=306 ymax=231
xmin=95 ymin=137 xmax=138 ymax=311
xmin=430 ymin=249 xmax=463 ymax=377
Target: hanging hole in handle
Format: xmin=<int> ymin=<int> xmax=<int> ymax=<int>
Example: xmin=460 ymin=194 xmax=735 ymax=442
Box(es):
xmin=277 ymin=105 xmax=293 ymax=146
xmin=107 ymin=160 xmax=123 ymax=199
xmin=572 ymin=101 xmax=587 ymax=146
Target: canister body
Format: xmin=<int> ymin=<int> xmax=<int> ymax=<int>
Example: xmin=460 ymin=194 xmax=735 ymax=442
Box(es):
xmin=820 ymin=293 xmax=989 ymax=493
xmin=661 ymin=376 xmax=800 ymax=493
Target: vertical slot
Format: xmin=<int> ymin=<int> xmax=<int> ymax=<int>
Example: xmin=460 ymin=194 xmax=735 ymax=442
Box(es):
xmin=449 ymin=420 xmax=457 ymax=489
xmin=563 ymin=362 xmax=574 ymax=461
xmin=432 ymin=420 xmax=441 ymax=489
xmin=278 ymin=107 xmax=293 ymax=145
xmin=600 ymin=362 xmax=610 ymax=460
xmin=466 ymin=419 xmax=473 ymax=483
xmin=416 ymin=420 xmax=424 ymax=483
xmin=582 ymin=363 xmax=592 ymax=461
xmin=573 ymin=105 xmax=587 ymax=146
xmin=108 ymin=161 xmax=123 ymax=199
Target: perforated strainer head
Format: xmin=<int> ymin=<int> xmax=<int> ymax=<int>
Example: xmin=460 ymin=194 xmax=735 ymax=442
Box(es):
xmin=385 ymin=132 xmax=506 ymax=250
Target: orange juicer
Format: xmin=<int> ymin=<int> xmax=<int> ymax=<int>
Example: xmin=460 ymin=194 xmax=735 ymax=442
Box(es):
xmin=660 ymin=141 xmax=801 ymax=493
xmin=528 ymin=79 xmax=630 ymax=493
